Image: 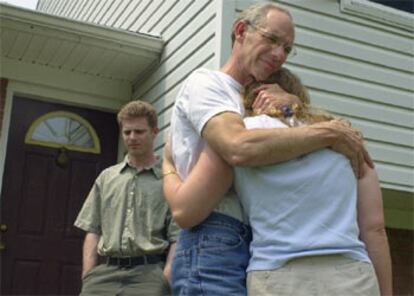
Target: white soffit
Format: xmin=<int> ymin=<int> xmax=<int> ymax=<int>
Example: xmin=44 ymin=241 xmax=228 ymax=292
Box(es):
xmin=0 ymin=3 xmax=163 ymax=82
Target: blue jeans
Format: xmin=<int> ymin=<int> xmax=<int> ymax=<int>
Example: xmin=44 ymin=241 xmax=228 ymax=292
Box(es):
xmin=171 ymin=212 xmax=252 ymax=296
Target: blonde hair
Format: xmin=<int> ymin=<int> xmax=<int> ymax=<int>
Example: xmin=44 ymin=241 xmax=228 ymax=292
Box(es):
xmin=242 ymin=67 xmax=334 ymax=124
xmin=117 ymin=100 xmax=158 ymax=128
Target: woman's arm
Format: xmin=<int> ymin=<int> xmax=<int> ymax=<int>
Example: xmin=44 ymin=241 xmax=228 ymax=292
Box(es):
xmin=357 ymin=163 xmax=393 ymax=296
xmin=162 ymin=141 xmax=233 ymax=229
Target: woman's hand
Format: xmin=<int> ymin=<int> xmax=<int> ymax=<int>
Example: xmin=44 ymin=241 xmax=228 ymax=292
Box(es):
xmin=252 ymin=83 xmax=303 ymax=114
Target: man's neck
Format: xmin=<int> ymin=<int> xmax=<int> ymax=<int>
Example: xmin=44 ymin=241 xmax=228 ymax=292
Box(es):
xmin=128 ymin=153 xmax=157 ymax=170
xmin=220 ymin=55 xmax=253 ymax=86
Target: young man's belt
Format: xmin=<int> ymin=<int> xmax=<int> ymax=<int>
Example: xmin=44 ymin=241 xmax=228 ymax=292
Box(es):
xmin=106 ymin=254 xmax=166 ymax=268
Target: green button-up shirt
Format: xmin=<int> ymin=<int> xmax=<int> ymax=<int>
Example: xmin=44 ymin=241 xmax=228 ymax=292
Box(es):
xmin=74 ymin=156 xmax=180 ymax=257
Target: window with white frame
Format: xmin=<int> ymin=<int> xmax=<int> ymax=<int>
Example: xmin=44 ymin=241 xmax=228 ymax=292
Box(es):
xmin=341 ymin=0 xmax=414 ymax=31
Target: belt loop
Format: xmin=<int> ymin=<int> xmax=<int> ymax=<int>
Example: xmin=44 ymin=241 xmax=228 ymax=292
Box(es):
xmin=143 ymin=255 xmax=148 ymax=264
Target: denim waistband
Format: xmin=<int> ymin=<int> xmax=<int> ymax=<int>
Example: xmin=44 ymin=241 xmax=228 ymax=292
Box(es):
xmin=190 ymin=212 xmax=250 ymax=235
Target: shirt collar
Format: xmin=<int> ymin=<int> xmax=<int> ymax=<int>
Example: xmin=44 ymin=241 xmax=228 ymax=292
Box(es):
xmin=118 ymin=154 xmax=162 ymax=179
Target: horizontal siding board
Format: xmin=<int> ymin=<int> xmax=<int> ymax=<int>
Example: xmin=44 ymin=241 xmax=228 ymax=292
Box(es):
xmin=79 ymin=0 xmax=100 ymax=21
xmin=289 ymin=65 xmax=413 ymax=109
xmin=146 ymin=0 xmax=196 ymax=35
xmin=287 ymin=4 xmax=414 ymax=55
xmin=161 ymin=1 xmax=213 ymax=42
xmin=119 ymin=0 xmax=149 ymax=31
xmin=115 ymin=0 xmax=143 ymax=29
xmin=309 ymin=90 xmax=413 ymax=129
xmin=295 ymin=27 xmax=413 ymax=73
xmin=90 ymin=0 xmax=112 ymax=24
xmin=376 ymin=162 xmax=414 ymax=189
xmin=367 ymin=141 xmax=414 ymax=167
xmin=72 ymin=0 xmax=90 ymax=19
xmin=145 ymin=0 xmax=194 ymax=35
xmin=351 ymin=118 xmax=413 ymax=148
xmin=54 ymin=0 xmax=67 ymax=16
xmin=98 ymin=0 xmax=122 ymax=26
xmin=293 ymin=47 xmax=413 ymax=92
xmin=138 ymin=0 xmax=179 ymax=34
xmin=65 ymin=0 xmax=81 ymax=18
xmin=60 ymin=0 xmax=76 ymax=17
xmin=128 ymin=0 xmax=164 ymax=32
xmin=107 ymin=0 xmax=134 ymax=27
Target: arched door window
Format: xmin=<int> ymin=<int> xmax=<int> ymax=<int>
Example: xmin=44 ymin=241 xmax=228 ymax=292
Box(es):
xmin=24 ymin=111 xmax=101 ymax=154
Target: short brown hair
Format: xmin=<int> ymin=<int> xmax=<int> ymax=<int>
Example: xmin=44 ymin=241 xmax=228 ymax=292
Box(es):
xmin=117 ymin=100 xmax=158 ymax=128
xmin=231 ymin=3 xmax=293 ymax=46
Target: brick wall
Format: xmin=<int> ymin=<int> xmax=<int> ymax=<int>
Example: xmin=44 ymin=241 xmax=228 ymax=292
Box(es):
xmin=387 ymin=228 xmax=414 ymax=296
xmin=0 ymin=78 xmax=8 ymax=136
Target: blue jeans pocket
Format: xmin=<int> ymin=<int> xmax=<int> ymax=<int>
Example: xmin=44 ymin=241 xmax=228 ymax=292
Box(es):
xmin=199 ymin=227 xmax=243 ymax=253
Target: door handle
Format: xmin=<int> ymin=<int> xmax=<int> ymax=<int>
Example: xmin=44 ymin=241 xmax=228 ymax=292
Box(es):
xmin=0 ymin=224 xmax=7 ymax=232
xmin=0 ymin=241 xmax=5 ymax=251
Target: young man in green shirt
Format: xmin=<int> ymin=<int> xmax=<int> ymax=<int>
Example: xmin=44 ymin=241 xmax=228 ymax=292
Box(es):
xmin=75 ymin=100 xmax=179 ymax=296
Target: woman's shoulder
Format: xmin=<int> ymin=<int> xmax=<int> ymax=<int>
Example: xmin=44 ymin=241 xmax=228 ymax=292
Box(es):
xmin=243 ymin=114 xmax=287 ymax=129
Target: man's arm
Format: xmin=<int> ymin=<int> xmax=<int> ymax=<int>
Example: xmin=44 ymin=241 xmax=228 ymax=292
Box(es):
xmin=163 ymin=243 xmax=176 ymax=282
xmin=357 ymin=164 xmax=393 ymax=296
xmin=81 ymin=232 xmax=100 ymax=279
xmin=202 ymin=111 xmax=371 ymax=178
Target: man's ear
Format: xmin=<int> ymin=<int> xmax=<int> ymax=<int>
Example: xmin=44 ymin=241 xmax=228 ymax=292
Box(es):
xmin=152 ymin=127 xmax=160 ymax=136
xmin=234 ymin=20 xmax=248 ymax=42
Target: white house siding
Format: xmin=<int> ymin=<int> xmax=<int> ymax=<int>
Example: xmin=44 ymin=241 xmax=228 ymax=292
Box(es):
xmin=37 ymin=0 xmax=222 ymax=152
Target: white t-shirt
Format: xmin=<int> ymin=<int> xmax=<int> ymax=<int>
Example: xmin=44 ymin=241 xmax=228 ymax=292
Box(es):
xmin=170 ymin=68 xmax=245 ymax=222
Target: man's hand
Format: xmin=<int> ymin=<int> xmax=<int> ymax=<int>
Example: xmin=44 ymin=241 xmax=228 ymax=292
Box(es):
xmin=312 ymin=119 xmax=374 ymax=178
xmin=81 ymin=232 xmax=100 ymax=280
xmin=252 ymin=83 xmax=303 ymax=114
xmin=163 ymin=243 xmax=176 ymax=284
xmin=81 ymin=268 xmax=92 ymax=280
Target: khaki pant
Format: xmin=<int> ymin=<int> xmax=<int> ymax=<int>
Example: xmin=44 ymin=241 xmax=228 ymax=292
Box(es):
xmin=80 ymin=262 xmax=170 ymax=296
xmin=247 ymin=255 xmax=380 ymax=296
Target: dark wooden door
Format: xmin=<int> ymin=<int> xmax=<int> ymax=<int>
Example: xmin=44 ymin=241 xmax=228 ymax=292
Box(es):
xmin=1 ymin=97 xmax=119 ymax=295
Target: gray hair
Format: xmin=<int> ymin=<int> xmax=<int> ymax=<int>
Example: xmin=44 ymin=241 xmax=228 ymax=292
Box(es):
xmin=231 ymin=2 xmax=293 ymax=46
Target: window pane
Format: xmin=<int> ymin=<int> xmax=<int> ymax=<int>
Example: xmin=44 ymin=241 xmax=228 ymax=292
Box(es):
xmin=32 ymin=116 xmax=94 ymax=148
xmin=370 ymin=0 xmax=413 ymax=13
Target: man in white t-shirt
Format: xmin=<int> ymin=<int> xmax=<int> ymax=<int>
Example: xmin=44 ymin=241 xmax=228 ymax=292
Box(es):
xmin=165 ymin=3 xmax=372 ymax=295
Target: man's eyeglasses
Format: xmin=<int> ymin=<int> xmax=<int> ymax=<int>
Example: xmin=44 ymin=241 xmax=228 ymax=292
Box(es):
xmin=246 ymin=21 xmax=296 ymax=57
